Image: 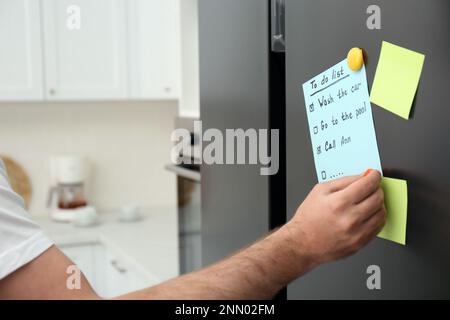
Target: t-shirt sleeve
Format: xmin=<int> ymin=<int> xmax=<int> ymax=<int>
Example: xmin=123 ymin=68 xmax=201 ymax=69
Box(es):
xmin=0 ymin=159 xmax=53 ymax=280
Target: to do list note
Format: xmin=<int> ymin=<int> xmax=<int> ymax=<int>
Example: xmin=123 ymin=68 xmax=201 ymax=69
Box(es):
xmin=302 ymin=59 xmax=382 ymax=182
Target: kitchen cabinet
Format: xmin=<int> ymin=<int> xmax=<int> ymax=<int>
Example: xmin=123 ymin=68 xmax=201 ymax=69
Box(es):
xmin=0 ymin=0 xmax=44 ymax=100
xmin=0 ymin=0 xmax=180 ymax=101
xmin=61 ymin=243 xmax=154 ymax=298
xmin=42 ymin=0 xmax=128 ymax=100
xmin=102 ymin=249 xmax=152 ymax=297
xmin=60 ymin=243 xmax=100 ymax=291
xmin=129 ymin=0 xmax=180 ymax=100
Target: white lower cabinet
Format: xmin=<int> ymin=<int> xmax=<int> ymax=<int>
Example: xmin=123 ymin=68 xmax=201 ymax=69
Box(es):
xmin=61 ymin=243 xmax=98 ymax=288
xmin=101 ymin=249 xmax=154 ymax=297
xmin=60 ymin=243 xmax=155 ymax=298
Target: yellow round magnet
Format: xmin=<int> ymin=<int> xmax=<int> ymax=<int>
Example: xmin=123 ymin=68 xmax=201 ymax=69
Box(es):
xmin=347 ymin=47 xmax=364 ymax=71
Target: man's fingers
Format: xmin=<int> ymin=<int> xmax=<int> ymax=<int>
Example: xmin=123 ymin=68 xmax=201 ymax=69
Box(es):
xmin=325 ymin=175 xmax=361 ymax=193
xmin=363 ymin=207 xmax=387 ymax=234
xmin=358 ymin=208 xmax=387 ymax=247
xmin=339 ymin=169 xmax=382 ymax=204
xmin=354 ymin=188 xmax=385 ymax=223
xmin=359 ymin=220 xmax=386 ymax=249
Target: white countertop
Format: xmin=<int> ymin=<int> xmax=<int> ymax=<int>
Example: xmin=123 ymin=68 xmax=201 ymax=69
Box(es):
xmin=34 ymin=207 xmax=179 ymax=283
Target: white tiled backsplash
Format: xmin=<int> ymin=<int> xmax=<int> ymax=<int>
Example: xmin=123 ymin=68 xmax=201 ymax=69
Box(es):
xmin=0 ymin=101 xmax=177 ymax=216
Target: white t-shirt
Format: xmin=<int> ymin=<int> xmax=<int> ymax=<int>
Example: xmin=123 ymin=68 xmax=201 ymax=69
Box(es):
xmin=0 ymin=159 xmax=53 ymax=280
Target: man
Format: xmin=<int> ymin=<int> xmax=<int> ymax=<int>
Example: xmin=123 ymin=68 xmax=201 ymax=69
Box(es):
xmin=0 ymin=160 xmax=385 ymax=299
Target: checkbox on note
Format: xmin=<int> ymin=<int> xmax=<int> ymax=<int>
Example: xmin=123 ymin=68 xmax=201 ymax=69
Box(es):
xmin=313 ymin=126 xmax=318 ymax=134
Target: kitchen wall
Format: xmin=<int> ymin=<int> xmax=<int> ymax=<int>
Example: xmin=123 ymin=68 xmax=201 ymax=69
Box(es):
xmin=179 ymin=0 xmax=200 ymax=118
xmin=0 ymin=101 xmax=177 ymax=216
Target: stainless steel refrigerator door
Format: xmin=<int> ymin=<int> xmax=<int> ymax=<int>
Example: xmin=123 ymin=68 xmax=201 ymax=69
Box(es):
xmin=286 ymin=0 xmax=450 ymax=299
xmin=199 ymin=0 xmax=270 ymax=266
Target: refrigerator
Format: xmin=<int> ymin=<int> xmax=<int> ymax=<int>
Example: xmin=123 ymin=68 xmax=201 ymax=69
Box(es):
xmin=199 ymin=0 xmax=450 ymax=299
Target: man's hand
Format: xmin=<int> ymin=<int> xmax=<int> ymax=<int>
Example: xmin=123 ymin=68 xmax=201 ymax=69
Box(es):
xmin=284 ymin=169 xmax=386 ymax=268
xmin=0 ymin=169 xmax=387 ymax=300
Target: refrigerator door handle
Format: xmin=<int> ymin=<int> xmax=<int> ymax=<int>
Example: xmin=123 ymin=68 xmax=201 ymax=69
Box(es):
xmin=271 ymin=0 xmax=285 ymax=52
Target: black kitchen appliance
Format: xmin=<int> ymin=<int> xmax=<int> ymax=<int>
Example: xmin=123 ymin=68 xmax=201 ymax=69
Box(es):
xmin=166 ymin=117 xmax=202 ymax=274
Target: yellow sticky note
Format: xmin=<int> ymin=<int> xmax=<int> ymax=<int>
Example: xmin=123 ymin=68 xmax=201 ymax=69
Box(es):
xmin=378 ymin=177 xmax=408 ymax=245
xmin=370 ymin=41 xmax=425 ymax=120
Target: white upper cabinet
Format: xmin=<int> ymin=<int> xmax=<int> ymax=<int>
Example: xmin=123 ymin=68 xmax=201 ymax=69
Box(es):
xmin=0 ymin=0 xmax=44 ymax=100
xmin=0 ymin=0 xmax=179 ymax=102
xmin=42 ymin=0 xmax=128 ymax=100
xmin=128 ymin=0 xmax=180 ymax=100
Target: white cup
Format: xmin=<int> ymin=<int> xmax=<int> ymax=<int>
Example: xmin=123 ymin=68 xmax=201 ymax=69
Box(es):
xmin=73 ymin=206 xmax=98 ymax=227
xmin=119 ymin=204 xmax=141 ymax=222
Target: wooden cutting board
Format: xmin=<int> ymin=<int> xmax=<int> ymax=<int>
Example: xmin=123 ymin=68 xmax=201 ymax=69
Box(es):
xmin=1 ymin=155 xmax=32 ymax=209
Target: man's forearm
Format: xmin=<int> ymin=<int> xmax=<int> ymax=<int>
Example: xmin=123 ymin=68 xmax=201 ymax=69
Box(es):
xmin=0 ymin=172 xmax=384 ymax=300
xmin=119 ymin=224 xmax=315 ymax=300
xmin=0 ymin=225 xmax=313 ymax=300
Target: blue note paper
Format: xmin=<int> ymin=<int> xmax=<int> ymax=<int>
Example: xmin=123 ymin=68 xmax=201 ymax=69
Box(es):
xmin=302 ymin=59 xmax=382 ymax=182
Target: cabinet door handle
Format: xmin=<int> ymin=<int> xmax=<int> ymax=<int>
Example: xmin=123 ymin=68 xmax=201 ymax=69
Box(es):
xmin=49 ymin=89 xmax=56 ymax=95
xmin=110 ymin=260 xmax=127 ymax=274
